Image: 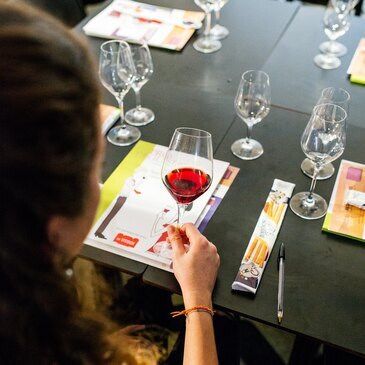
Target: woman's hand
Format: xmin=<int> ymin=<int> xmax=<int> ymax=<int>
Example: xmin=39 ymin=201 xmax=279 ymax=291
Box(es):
xmin=167 ymin=223 xmax=220 ymax=308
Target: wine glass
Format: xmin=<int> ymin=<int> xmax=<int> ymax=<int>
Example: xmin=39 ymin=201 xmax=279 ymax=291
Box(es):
xmin=319 ymin=0 xmax=360 ymax=57
xmin=210 ymin=0 xmax=230 ymax=40
xmin=193 ymin=0 xmax=222 ymax=54
xmin=161 ymin=127 xmax=213 ymax=227
xmin=231 ymin=70 xmax=271 ymax=160
xmin=99 ymin=40 xmax=141 ymax=146
xmin=125 ymin=42 xmax=155 ymax=127
xmin=314 ymin=8 xmax=350 ymax=70
xmin=290 ymin=103 xmax=347 ymax=220
xmin=301 ymin=87 xmax=350 ymax=180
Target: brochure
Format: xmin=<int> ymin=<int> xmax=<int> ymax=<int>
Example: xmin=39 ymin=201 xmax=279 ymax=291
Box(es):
xmin=85 ymin=140 xmax=234 ymax=272
xmin=347 ymin=38 xmax=365 ymax=85
xmin=83 ymin=0 xmax=205 ymax=51
xmin=323 ymin=160 xmax=365 ymax=242
xmin=232 ymin=179 xmax=295 ymax=294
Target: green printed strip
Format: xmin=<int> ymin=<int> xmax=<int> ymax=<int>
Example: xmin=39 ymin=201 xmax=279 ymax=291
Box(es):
xmin=322 ymin=212 xmax=331 ymax=231
xmin=350 ymin=74 xmax=365 ymax=85
xmin=95 ymin=140 xmax=155 ymax=221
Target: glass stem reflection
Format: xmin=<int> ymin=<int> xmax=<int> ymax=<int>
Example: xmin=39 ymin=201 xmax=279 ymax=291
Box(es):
xmin=177 ymin=203 xmax=188 ymax=227
xmin=204 ymin=11 xmax=212 ymax=41
xmin=134 ymin=88 xmax=142 ymax=111
xmin=307 ymin=164 xmax=320 ymax=201
xmin=246 ymin=123 xmax=253 ymax=144
xmin=215 ymin=9 xmax=221 ymax=25
xmin=117 ymin=97 xmax=126 ymax=129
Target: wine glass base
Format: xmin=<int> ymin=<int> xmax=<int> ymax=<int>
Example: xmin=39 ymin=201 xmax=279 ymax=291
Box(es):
xmin=319 ymin=41 xmax=347 ymax=57
xmin=193 ymin=37 xmax=222 ymax=53
xmin=210 ymin=24 xmax=229 ymax=40
xmin=313 ymin=53 xmax=341 ymax=70
xmin=231 ymin=138 xmax=263 ymax=160
xmin=107 ymin=125 xmax=141 ymax=146
xmin=301 ymin=159 xmax=335 ymax=180
xmin=125 ymin=107 xmax=155 ymax=126
xmin=290 ymin=192 xmax=328 ymax=220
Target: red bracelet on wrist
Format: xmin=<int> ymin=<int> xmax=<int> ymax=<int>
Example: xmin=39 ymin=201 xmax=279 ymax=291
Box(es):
xmin=171 ymin=305 xmax=215 ymax=318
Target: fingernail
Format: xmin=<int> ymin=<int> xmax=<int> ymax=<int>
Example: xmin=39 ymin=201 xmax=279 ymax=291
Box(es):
xmin=167 ymin=225 xmax=174 ymax=234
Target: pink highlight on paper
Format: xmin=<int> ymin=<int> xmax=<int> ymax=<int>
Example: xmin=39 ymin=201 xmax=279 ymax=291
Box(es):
xmin=346 ymin=167 xmax=362 ymax=182
xmin=169 ymin=37 xmax=181 ymax=45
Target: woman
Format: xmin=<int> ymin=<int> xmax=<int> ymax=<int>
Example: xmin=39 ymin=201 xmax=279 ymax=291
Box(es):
xmin=0 ymin=2 xmax=219 ymax=364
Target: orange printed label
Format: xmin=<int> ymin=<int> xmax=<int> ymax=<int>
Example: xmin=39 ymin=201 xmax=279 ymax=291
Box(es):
xmin=113 ymin=233 xmax=139 ymax=248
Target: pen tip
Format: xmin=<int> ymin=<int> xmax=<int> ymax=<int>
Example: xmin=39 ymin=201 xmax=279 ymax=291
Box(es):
xmin=277 ymin=311 xmax=283 ymax=324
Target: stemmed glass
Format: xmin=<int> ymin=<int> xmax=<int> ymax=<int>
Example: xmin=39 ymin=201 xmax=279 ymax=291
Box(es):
xmin=314 ymin=8 xmax=350 ymax=70
xmin=301 ymin=87 xmax=350 ymax=180
xmin=319 ymin=0 xmax=360 ymax=57
xmin=99 ymin=40 xmax=141 ymax=146
xmin=210 ymin=0 xmax=230 ymax=40
xmin=193 ymin=0 xmax=222 ymax=54
xmin=231 ymin=70 xmax=271 ymax=160
xmin=125 ymin=42 xmax=155 ymax=127
xmin=161 ymin=128 xmax=213 ymax=227
xmin=290 ymin=103 xmax=347 ymax=220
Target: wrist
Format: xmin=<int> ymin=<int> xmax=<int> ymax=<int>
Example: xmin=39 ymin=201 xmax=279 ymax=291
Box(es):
xmin=182 ymin=290 xmax=212 ymax=309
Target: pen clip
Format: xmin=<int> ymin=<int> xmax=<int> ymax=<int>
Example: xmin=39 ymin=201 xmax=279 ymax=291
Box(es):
xmin=277 ymin=242 xmax=285 ymax=270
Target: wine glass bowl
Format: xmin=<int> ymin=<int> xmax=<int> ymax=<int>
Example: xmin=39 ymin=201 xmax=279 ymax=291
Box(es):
xmin=314 ymin=8 xmax=349 ymax=69
xmin=301 ymin=87 xmax=350 ymax=180
xmin=231 ymin=70 xmax=271 ymax=160
xmin=319 ymin=7 xmax=350 ymax=57
xmin=193 ymin=0 xmax=222 ymax=53
xmin=125 ymin=42 xmax=155 ymax=127
xmin=161 ymin=128 xmax=213 ymax=226
xmin=290 ymin=103 xmax=347 ymax=220
xmin=99 ymin=40 xmax=141 ymax=146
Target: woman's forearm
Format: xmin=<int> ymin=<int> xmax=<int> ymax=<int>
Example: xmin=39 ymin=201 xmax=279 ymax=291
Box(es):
xmin=184 ymin=311 xmax=218 ymax=365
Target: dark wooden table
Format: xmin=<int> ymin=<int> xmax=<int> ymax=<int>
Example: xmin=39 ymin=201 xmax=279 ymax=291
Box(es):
xmin=144 ymin=106 xmax=365 ymax=357
xmin=79 ymin=0 xmax=300 ymax=274
xmin=77 ymin=0 xmax=365 ymax=358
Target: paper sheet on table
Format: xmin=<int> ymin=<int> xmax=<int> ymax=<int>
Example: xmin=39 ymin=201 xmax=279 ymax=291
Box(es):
xmin=85 ymin=141 xmax=230 ymax=272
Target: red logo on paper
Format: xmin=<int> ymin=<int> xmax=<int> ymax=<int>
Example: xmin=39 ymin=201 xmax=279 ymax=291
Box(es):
xmin=113 ymin=233 xmax=139 ymax=248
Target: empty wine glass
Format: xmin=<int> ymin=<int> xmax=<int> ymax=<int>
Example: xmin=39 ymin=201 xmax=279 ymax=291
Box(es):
xmin=210 ymin=0 xmax=230 ymax=40
xmin=319 ymin=0 xmax=360 ymax=56
xmin=125 ymin=42 xmax=155 ymax=127
xmin=231 ymin=70 xmax=271 ymax=160
xmin=193 ymin=0 xmax=222 ymax=54
xmin=314 ymin=8 xmax=349 ymax=70
xmin=99 ymin=40 xmax=141 ymax=146
xmin=161 ymin=128 xmax=213 ymax=227
xmin=290 ymin=103 xmax=347 ymax=220
xmin=301 ymin=87 xmax=350 ymax=180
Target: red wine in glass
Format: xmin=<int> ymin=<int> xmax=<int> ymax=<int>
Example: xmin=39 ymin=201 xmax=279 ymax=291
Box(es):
xmin=161 ymin=127 xmax=213 ymax=226
xmin=164 ymin=167 xmax=212 ymax=204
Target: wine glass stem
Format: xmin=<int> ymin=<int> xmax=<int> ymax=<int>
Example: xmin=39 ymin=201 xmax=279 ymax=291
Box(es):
xmin=176 ymin=203 xmax=188 ymax=228
xmin=118 ymin=98 xmax=126 ymax=129
xmin=135 ymin=88 xmax=142 ymax=111
xmin=307 ymin=165 xmax=320 ymax=201
xmin=328 ymin=40 xmax=336 ymax=54
xmin=246 ymin=123 xmax=253 ymax=143
xmin=215 ymin=9 xmax=221 ymax=26
xmin=204 ymin=11 xmax=212 ymax=39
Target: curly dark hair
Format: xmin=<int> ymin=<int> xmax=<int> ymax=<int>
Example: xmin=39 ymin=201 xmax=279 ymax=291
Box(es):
xmin=0 ymin=2 xmax=127 ymax=364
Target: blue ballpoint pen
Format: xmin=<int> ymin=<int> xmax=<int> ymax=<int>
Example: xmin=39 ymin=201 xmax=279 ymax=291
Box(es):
xmin=277 ymin=242 xmax=285 ymax=324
